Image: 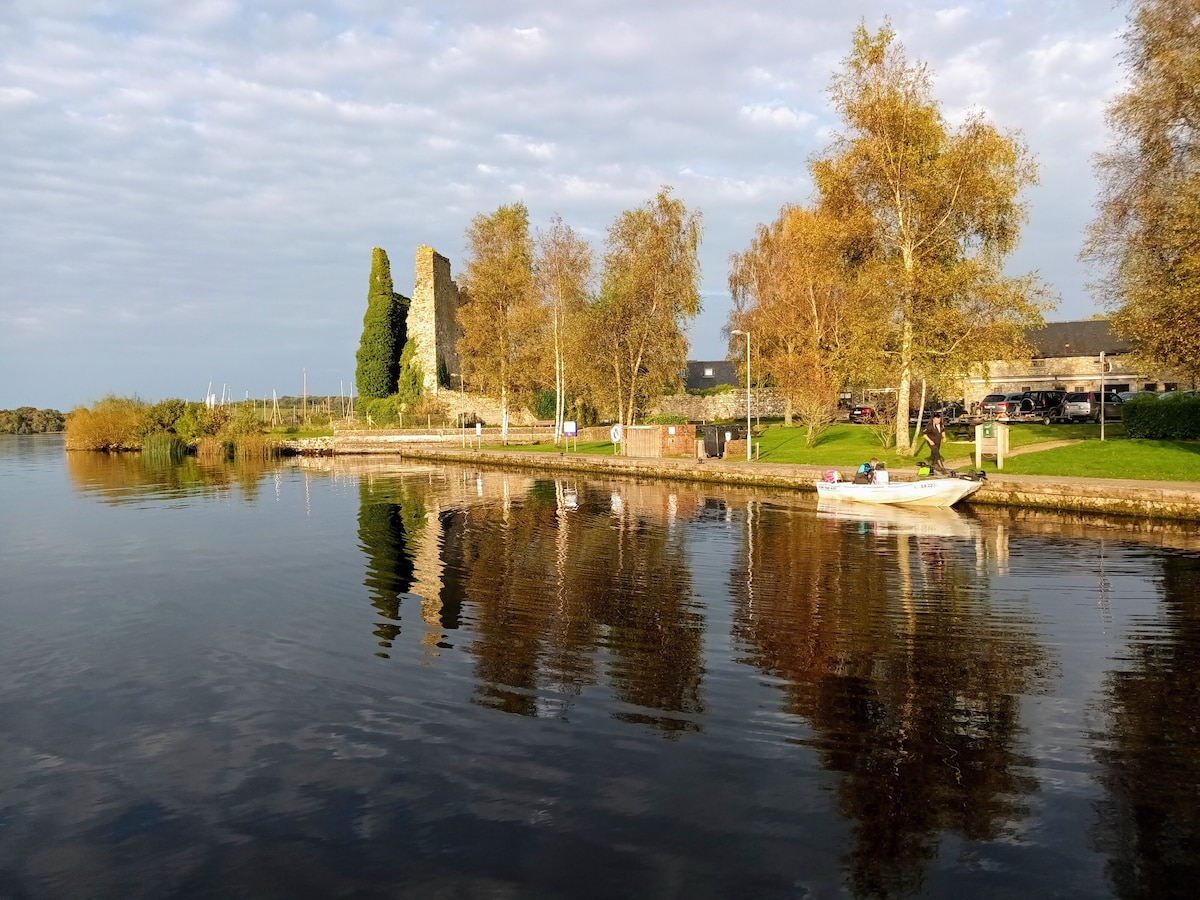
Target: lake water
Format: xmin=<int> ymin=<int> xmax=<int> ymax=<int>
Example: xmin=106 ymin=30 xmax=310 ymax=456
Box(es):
xmin=1 ymin=434 xmax=1198 ymax=899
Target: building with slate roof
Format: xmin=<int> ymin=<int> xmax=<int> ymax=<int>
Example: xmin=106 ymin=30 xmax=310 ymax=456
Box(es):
xmin=963 ymin=319 xmax=1183 ymax=408
xmin=684 ymin=360 xmax=739 ymax=391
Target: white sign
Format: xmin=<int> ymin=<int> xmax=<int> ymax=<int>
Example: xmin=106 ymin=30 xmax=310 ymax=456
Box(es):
xmin=475 ymin=422 xmax=482 ymax=436
xmin=564 ymin=420 xmax=578 ymax=437
xmin=668 ymin=426 xmax=676 ymax=435
xmin=610 ymin=423 xmax=623 ymax=443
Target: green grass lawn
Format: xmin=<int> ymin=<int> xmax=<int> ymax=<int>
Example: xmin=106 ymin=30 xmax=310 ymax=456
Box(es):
xmin=471 ymin=421 xmax=1199 ymax=482
xmin=978 ymin=439 xmax=1200 ymax=481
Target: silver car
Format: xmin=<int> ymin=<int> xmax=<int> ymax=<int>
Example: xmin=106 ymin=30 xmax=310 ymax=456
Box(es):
xmin=1063 ymin=391 xmax=1123 ymax=422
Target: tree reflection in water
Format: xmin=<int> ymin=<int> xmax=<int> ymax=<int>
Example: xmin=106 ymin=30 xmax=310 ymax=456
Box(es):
xmin=452 ymin=479 xmax=703 ymax=730
xmin=356 ymin=478 xmax=423 ymax=657
xmin=732 ymin=503 xmax=1050 ymax=898
xmin=351 ymin=471 xmax=1063 ymax=896
xmin=1093 ymin=552 xmax=1200 ymax=899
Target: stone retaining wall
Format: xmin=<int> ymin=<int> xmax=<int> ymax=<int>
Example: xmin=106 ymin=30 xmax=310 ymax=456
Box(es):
xmin=282 ymin=439 xmax=1200 ymax=522
xmin=654 ymin=391 xmax=787 ymax=421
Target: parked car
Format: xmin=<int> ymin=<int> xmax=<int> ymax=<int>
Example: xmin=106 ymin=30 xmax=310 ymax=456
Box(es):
xmin=1021 ymin=389 xmax=1068 ymax=424
xmin=909 ymin=403 xmax=963 ymax=426
xmin=1118 ymin=390 xmax=1157 ymax=402
xmin=1063 ymin=391 xmax=1123 ymax=422
xmin=995 ymin=392 xmax=1033 ymax=419
xmin=978 ymin=393 xmax=1009 ymax=417
xmin=849 ymin=404 xmax=876 ymax=424
xmin=1158 ymin=389 xmax=1198 ymax=399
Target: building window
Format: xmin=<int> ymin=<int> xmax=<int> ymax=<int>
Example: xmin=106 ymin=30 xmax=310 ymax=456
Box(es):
xmin=1144 ymin=383 xmax=1157 ymax=392
xmin=1164 ymin=382 xmax=1178 ymax=392
xmin=1031 ymin=358 xmax=1046 ymax=368
xmin=703 ymin=367 xmax=714 ymax=378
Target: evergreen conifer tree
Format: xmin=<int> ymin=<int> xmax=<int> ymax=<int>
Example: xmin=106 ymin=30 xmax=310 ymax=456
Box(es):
xmin=355 ymin=248 xmax=410 ymax=400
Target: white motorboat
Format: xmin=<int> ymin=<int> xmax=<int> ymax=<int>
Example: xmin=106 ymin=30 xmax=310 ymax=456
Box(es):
xmin=815 ymin=476 xmax=982 ymax=508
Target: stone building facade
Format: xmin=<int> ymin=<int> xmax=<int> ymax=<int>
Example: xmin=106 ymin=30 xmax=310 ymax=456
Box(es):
xmin=408 ymin=246 xmax=461 ymax=395
xmin=964 ymin=319 xmax=1181 ymax=407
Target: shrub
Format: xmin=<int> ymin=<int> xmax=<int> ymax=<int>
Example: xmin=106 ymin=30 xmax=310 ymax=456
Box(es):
xmin=1123 ymin=394 xmax=1200 ymax=439
xmin=64 ymin=396 xmax=144 ymax=450
xmin=407 ymin=393 xmax=450 ymax=426
xmin=137 ymin=398 xmax=187 ymax=437
xmin=535 ymin=389 xmax=557 ymax=420
xmin=176 ymin=404 xmax=230 ymax=443
xmin=362 ymin=396 xmax=400 ymax=426
xmin=644 ymin=414 xmax=688 ymax=425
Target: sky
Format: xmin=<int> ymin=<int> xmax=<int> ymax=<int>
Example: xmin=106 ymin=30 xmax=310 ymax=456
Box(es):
xmin=0 ymin=0 xmax=1131 ymax=411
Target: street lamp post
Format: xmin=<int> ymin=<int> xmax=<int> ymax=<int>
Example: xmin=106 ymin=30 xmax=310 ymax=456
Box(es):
xmin=731 ymin=329 xmax=751 ymax=461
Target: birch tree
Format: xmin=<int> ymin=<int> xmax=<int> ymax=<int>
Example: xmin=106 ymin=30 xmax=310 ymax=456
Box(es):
xmin=729 ymin=203 xmax=875 ymax=440
xmin=813 ymin=23 xmax=1046 ymax=452
xmin=534 ymin=217 xmax=593 ymax=442
xmin=1082 ymin=0 xmax=1200 ymax=387
xmin=593 ymin=188 xmax=702 ymax=426
xmin=457 ymin=203 xmax=541 ymax=438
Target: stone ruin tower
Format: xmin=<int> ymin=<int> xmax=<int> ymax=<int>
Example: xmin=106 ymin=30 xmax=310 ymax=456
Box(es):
xmin=408 ymin=245 xmax=461 ymax=394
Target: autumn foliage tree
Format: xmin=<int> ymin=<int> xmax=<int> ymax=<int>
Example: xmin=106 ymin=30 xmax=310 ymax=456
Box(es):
xmin=589 ymin=188 xmax=702 ymax=426
xmin=457 ymin=203 xmax=543 ymax=437
xmin=729 ymin=203 xmax=874 ymax=442
xmin=534 ymin=216 xmax=593 ymax=442
xmin=811 ymin=22 xmax=1046 ymax=452
xmin=1083 ymin=0 xmax=1200 ymax=387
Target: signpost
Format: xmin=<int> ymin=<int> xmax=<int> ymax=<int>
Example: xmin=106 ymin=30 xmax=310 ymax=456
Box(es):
xmin=975 ymin=420 xmax=1009 ymax=470
xmin=563 ymin=420 xmax=578 ymax=453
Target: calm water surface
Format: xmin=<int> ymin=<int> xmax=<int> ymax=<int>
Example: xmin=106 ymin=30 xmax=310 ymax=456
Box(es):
xmin=1 ymin=434 xmax=1198 ymax=899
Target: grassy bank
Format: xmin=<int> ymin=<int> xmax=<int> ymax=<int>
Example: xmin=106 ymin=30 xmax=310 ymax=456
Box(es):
xmin=975 ymin=439 xmax=1200 ymax=481
xmin=486 ymin=422 xmax=1198 ymax=482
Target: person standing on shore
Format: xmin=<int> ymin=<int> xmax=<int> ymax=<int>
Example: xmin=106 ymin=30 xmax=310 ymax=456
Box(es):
xmin=923 ymin=413 xmax=946 ymax=472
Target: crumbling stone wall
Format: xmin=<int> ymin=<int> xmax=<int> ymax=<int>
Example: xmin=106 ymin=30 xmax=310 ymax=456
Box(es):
xmin=409 ymin=246 xmax=461 ymax=394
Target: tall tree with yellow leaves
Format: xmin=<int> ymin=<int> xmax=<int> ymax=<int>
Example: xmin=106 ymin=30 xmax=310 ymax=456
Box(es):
xmin=1083 ymin=0 xmax=1200 ymax=387
xmin=592 ymin=188 xmax=702 ymax=426
xmin=457 ymin=203 xmax=542 ymax=439
xmin=814 ymin=22 xmax=1047 ymax=452
xmin=534 ymin=217 xmax=593 ymax=442
xmin=729 ymin=203 xmax=875 ymax=442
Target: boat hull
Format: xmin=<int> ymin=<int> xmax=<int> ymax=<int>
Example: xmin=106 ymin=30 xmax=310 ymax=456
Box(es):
xmin=815 ymin=477 xmax=981 ymax=508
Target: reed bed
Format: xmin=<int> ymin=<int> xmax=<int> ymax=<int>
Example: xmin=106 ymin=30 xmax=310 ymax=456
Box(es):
xmin=195 ymin=436 xmax=232 ymax=462
xmin=140 ymin=432 xmax=189 ymax=463
xmin=232 ymin=433 xmax=282 ymax=459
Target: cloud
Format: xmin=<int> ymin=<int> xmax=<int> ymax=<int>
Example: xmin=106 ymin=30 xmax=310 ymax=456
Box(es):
xmin=0 ymin=0 xmax=1129 ymax=408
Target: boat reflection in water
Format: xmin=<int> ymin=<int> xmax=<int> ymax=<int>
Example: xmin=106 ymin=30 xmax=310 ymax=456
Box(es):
xmin=816 ymin=498 xmax=982 ymax=540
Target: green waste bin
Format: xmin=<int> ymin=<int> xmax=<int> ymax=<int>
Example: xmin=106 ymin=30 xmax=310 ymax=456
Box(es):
xmin=982 ymin=422 xmax=994 ymax=438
